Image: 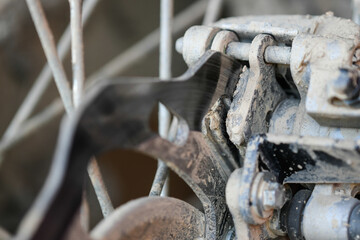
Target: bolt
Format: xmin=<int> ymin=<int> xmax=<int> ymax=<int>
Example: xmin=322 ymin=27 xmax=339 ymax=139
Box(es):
xmin=262 ymin=182 xmax=286 ymax=210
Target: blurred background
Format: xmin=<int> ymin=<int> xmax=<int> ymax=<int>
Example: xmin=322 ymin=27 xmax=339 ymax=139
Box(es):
xmin=0 ymin=0 xmax=354 ymax=234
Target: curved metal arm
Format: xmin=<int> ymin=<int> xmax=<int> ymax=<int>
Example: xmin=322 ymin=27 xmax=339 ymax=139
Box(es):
xmin=16 ymin=51 xmax=242 ymax=240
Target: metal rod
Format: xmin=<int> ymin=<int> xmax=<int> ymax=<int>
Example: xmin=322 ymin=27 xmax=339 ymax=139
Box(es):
xmin=226 ymin=42 xmax=291 ymax=65
xmin=202 ymin=0 xmax=223 ymax=25
xmin=149 ymin=161 xmax=170 ymax=196
xmin=151 ymin=0 xmax=222 ymax=196
xmin=87 ymin=158 xmax=114 ymax=217
xmin=149 ymin=117 xmax=179 ymax=196
xmin=2 ymin=0 xmax=99 ymax=143
xmin=70 ymin=0 xmax=85 ymax=108
xmin=151 ymin=0 xmax=174 ymax=197
xmin=69 ymin=0 xmax=114 ymax=217
xmin=25 ymin=0 xmax=73 ymax=114
xmin=159 ymin=0 xmax=173 ymax=80
xmin=0 ymin=0 xmax=208 ymax=154
xmin=264 ymin=45 xmax=291 ymax=65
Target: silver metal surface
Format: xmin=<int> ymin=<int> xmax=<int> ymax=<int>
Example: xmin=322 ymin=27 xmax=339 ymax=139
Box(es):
xmin=302 ymin=184 xmax=360 ymax=240
xmin=249 ymin=172 xmax=286 ymax=223
xmin=71 ymin=0 xmax=114 ymax=219
xmin=226 ymin=42 xmax=291 ymax=64
xmin=264 ymin=45 xmax=291 ymax=65
xmin=159 ymin=0 xmax=173 ymax=80
xmin=154 ymin=0 xmax=174 ymax=197
xmin=179 ymin=26 xmax=292 ymax=67
xmin=225 ymin=42 xmax=251 ymax=61
xmin=262 ymin=182 xmax=286 ymax=211
xmin=70 ymin=0 xmax=85 ymax=108
xmin=226 ymin=169 xmax=273 ymax=240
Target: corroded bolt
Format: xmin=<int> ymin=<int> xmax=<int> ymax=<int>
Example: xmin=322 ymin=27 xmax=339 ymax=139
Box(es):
xmin=263 ymin=182 xmax=286 ymax=210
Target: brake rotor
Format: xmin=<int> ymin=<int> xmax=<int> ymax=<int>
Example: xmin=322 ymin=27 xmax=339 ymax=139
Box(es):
xmin=91 ymin=197 xmax=205 ymax=240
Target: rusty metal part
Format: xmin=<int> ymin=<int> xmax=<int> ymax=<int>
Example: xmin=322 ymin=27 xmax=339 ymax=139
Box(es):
xmin=236 ymin=157 xmax=286 ymax=226
xmin=91 ymin=197 xmax=205 ymax=240
xmin=15 ymin=51 xmax=242 ymax=240
xmin=180 ymin=14 xmax=360 ymax=129
xmin=290 ymin=33 xmax=360 ymax=128
xmin=227 ymin=134 xmax=360 ymax=240
xmin=226 ymin=133 xmax=360 ymax=239
xmin=201 ymin=14 xmax=360 ymax=129
xmin=202 ymin=96 xmax=240 ymax=179
xmin=226 ymin=34 xmax=286 ymax=148
xmin=226 ymin=169 xmax=274 ymax=240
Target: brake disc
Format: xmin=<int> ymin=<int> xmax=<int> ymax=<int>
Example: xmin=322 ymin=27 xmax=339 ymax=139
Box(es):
xmin=15 ymin=51 xmax=242 ymax=240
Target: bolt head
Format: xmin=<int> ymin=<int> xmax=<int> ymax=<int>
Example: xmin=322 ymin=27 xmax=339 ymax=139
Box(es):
xmin=263 ymin=183 xmax=286 ymax=210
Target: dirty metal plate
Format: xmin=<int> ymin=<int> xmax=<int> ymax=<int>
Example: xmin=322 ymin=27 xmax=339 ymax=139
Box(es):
xmin=16 ymin=51 xmax=242 ymax=240
xmin=246 ymin=134 xmax=360 ymax=184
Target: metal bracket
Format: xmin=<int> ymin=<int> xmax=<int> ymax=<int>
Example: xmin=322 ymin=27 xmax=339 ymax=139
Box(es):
xmin=226 ymin=34 xmax=286 ymax=148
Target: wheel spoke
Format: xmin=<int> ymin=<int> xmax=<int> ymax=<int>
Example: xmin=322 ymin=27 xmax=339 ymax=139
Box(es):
xmin=87 ymin=0 xmax=207 ymax=86
xmin=0 ymin=0 xmax=207 ymax=154
xmin=88 ymin=159 xmax=114 ymax=217
xmin=203 ymin=0 xmax=224 ymax=25
xmin=70 ymin=0 xmax=85 ymax=107
xmin=25 ymin=0 xmax=73 ymax=114
xmin=2 ymin=0 xmax=99 ymax=143
xmin=69 ymin=0 xmax=114 ymax=217
xmin=150 ymin=0 xmax=174 ymax=197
